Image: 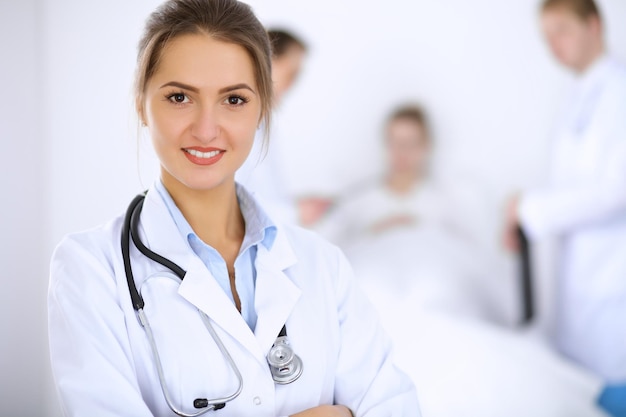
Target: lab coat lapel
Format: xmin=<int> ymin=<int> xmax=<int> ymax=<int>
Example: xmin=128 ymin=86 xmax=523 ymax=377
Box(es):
xmin=139 ymin=185 xmax=261 ymax=362
xmin=254 ymin=228 xmax=302 ymax=356
xmin=177 ymin=267 xmax=262 ymax=362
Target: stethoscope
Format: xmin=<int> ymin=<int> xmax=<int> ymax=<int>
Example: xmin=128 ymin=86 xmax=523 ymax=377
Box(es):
xmin=121 ymin=192 xmax=303 ymax=416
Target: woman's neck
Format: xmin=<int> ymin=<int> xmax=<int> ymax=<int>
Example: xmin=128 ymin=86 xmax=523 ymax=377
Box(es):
xmin=161 ymin=172 xmax=245 ymax=256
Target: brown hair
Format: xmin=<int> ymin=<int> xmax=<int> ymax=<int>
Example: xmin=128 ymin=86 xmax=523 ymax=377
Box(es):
xmin=135 ymin=0 xmax=273 ymax=134
xmin=386 ymin=104 xmax=431 ymax=142
xmin=541 ymin=0 xmax=602 ymax=21
xmin=267 ymin=29 xmax=307 ymax=58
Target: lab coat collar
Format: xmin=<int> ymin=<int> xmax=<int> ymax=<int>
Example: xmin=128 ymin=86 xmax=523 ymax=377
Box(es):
xmin=138 ymin=183 xmax=301 ymax=366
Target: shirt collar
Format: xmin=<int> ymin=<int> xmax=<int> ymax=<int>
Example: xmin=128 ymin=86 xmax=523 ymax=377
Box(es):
xmin=154 ymin=179 xmax=277 ymax=252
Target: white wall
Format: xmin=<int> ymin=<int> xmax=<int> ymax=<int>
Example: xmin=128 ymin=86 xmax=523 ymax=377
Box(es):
xmin=1 ymin=0 xmax=624 ymax=415
xmin=249 ymin=0 xmax=626 ymax=198
xmin=43 ymin=0 xmax=162 ymax=252
xmin=0 ymin=0 xmax=47 ymax=414
xmin=40 ymin=1 xmax=163 ymax=413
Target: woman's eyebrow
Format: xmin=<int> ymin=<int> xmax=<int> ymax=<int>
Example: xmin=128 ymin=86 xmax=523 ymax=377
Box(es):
xmin=159 ymin=81 xmax=256 ymax=95
xmin=219 ymin=83 xmax=256 ymax=95
xmin=160 ymin=81 xmax=199 ymax=92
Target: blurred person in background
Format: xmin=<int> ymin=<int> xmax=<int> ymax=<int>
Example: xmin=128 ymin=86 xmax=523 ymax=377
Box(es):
xmin=313 ymin=104 xmax=494 ymax=321
xmin=315 ymin=105 xmax=473 ymax=245
xmin=236 ymin=28 xmax=309 ymax=225
xmin=503 ymin=0 xmax=626 ymax=415
xmin=310 ymin=104 xmax=608 ymax=417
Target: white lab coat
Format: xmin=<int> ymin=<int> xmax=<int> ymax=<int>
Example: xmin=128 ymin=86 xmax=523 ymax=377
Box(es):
xmin=519 ymin=55 xmax=626 ymax=382
xmin=48 ymin=183 xmax=420 ymax=416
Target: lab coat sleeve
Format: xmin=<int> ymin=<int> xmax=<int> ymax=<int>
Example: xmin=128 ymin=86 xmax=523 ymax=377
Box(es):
xmin=518 ymin=88 xmax=626 ymax=240
xmin=48 ymin=233 xmax=154 ymax=416
xmin=331 ymin=247 xmax=421 ymax=416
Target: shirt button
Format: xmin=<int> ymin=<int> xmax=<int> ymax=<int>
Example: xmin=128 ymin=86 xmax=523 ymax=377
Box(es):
xmin=253 ymin=396 xmax=262 ymax=405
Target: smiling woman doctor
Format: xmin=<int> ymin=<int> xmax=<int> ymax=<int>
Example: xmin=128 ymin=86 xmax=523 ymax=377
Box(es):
xmin=47 ymin=0 xmax=420 ymax=416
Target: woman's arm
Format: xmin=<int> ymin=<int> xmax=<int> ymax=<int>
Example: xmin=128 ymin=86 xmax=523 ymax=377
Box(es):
xmin=291 ymin=405 xmax=353 ymax=417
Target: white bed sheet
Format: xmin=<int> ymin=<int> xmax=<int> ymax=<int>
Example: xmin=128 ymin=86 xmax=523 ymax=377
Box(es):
xmin=346 ymin=228 xmax=608 ymax=417
xmin=344 ymin=224 xmax=495 ymax=320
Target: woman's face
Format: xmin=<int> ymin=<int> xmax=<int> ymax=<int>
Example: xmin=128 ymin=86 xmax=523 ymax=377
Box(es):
xmin=386 ymin=118 xmax=429 ymax=176
xmin=141 ymin=33 xmax=261 ymax=192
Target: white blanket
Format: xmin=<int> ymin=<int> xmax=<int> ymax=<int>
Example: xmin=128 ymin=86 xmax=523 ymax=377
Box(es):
xmin=353 ymin=251 xmax=607 ymax=417
xmin=344 ymin=225 xmax=494 ymax=320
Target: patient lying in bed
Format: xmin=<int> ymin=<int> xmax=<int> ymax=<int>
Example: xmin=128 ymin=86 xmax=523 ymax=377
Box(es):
xmin=314 ymin=104 xmax=493 ymax=319
xmin=313 ymin=104 xmax=607 ymax=416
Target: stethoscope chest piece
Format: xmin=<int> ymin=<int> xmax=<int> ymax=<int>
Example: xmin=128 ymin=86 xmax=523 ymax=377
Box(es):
xmin=267 ymin=335 xmax=303 ymax=385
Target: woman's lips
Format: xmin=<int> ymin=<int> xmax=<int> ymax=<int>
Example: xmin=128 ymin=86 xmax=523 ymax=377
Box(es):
xmin=182 ymin=147 xmax=225 ymax=166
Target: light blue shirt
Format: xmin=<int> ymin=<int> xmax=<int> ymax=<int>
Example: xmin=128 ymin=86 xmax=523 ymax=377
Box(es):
xmin=155 ymin=180 xmax=277 ymax=331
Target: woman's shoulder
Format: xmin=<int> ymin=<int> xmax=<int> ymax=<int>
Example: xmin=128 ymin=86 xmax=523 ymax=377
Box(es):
xmin=50 ymin=214 xmax=126 ymax=289
xmin=54 ymin=214 xmax=124 ymax=255
xmin=274 ymin=223 xmax=355 ymax=296
xmin=276 ymin=222 xmax=350 ymax=269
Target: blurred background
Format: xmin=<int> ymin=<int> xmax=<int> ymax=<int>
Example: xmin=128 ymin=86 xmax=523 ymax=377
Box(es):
xmin=1 ymin=0 xmax=625 ymax=415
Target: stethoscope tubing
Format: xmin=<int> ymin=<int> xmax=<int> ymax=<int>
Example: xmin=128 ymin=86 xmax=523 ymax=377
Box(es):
xmin=121 ymin=192 xmax=302 ymax=416
xmin=139 ymin=308 xmax=224 ymax=416
xmin=122 ymin=193 xmax=243 ymax=415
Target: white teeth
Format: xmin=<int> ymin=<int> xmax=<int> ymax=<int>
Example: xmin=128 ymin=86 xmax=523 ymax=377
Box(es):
xmin=186 ymin=149 xmax=220 ymax=158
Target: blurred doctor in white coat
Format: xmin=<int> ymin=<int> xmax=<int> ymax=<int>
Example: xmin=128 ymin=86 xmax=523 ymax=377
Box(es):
xmin=504 ymin=0 xmax=626 ymax=414
xmin=236 ymin=29 xmax=307 ymax=225
xmin=47 ymin=1 xmax=419 ymax=416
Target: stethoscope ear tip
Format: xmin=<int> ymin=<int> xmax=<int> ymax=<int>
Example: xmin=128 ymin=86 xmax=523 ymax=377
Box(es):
xmin=194 ymin=398 xmax=209 ymax=409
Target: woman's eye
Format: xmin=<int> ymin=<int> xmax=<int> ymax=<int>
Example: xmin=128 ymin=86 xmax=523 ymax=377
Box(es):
xmin=226 ymin=96 xmax=246 ymax=106
xmin=168 ymin=93 xmax=189 ymax=104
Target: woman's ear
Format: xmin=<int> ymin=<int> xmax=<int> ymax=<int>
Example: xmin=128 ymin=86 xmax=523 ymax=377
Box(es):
xmin=136 ymin=96 xmax=147 ymax=126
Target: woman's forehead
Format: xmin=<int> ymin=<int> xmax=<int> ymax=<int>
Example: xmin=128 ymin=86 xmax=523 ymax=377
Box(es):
xmin=151 ymin=33 xmax=257 ymax=90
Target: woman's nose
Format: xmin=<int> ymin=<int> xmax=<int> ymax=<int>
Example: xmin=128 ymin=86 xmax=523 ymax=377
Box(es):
xmin=191 ymin=105 xmax=220 ymax=142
